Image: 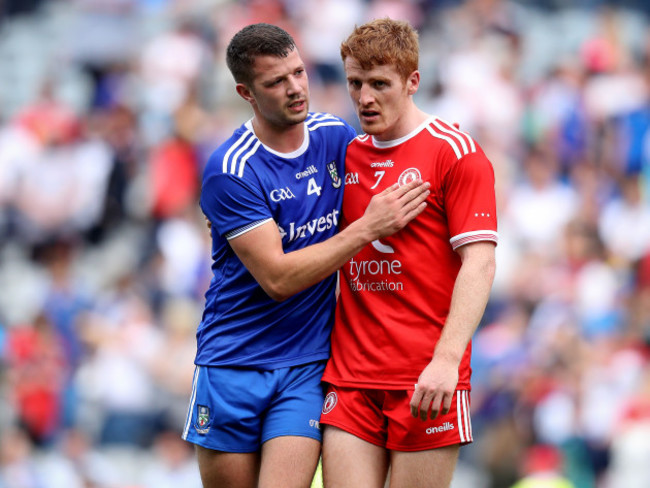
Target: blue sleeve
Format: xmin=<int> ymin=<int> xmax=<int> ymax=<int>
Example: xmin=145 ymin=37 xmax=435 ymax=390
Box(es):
xmin=200 ymin=171 xmax=271 ymax=238
xmin=345 ymin=120 xmax=357 ymax=142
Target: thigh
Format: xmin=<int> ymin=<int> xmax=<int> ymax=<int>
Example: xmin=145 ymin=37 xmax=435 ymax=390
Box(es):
xmin=195 ymin=444 xmax=259 ymax=488
xmin=182 ymin=365 xmax=270 ymax=452
xmin=259 ymin=435 xmax=321 ymax=488
xmin=319 ymin=384 xmax=388 ymax=447
xmin=388 ymin=445 xmax=460 ymax=488
xmin=262 ymin=361 xmax=326 ymax=444
xmin=384 ymin=389 xmax=473 ymax=451
xmin=322 ymin=425 xmax=389 ymax=488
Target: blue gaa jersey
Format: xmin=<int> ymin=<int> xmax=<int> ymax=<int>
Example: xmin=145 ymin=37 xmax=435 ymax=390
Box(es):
xmin=197 ymin=112 xmax=356 ymax=370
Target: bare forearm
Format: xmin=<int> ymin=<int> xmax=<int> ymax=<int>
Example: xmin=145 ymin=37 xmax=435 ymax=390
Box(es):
xmin=434 ymin=244 xmax=496 ymax=364
xmin=237 ymin=179 xmax=430 ymax=301
xmin=262 ymin=216 xmax=375 ymax=300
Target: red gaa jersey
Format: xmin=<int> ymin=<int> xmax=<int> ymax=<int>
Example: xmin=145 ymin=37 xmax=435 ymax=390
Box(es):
xmin=322 ymin=116 xmax=498 ymax=390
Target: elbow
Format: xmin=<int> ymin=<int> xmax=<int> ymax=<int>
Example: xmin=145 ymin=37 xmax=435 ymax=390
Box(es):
xmin=265 ymin=289 xmax=291 ymax=302
xmin=260 ymin=281 xmax=294 ymax=302
xmin=484 ymin=255 xmax=497 ymax=285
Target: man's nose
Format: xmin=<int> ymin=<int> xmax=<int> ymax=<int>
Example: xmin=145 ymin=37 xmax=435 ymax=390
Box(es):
xmin=287 ymin=75 xmax=301 ymax=95
xmin=359 ymin=85 xmax=374 ymax=105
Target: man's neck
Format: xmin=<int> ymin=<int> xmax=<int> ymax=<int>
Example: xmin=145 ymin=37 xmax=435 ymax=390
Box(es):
xmin=252 ymin=118 xmax=305 ymax=153
xmin=374 ymin=106 xmax=430 ymax=142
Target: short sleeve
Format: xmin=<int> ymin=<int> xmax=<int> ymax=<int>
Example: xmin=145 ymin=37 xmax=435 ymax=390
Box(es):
xmin=443 ymin=150 xmax=498 ymax=249
xmin=200 ymin=172 xmax=272 ymax=239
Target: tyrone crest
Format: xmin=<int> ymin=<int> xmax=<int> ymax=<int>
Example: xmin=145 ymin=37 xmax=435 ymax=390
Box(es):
xmin=327 ymin=161 xmax=342 ymax=188
xmin=322 ymin=392 xmax=338 ymax=414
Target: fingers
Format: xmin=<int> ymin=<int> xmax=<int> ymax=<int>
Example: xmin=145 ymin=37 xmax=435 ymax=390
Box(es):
xmin=440 ymin=395 xmax=452 ymax=417
xmin=410 ymin=385 xmax=453 ymax=421
xmin=411 ymin=385 xmax=440 ymax=421
xmin=388 ymin=180 xmax=430 ymax=219
xmin=380 ymin=181 xmax=401 ymax=195
xmin=409 ymin=386 xmax=421 ymax=418
xmin=381 ymin=178 xmax=429 ymax=198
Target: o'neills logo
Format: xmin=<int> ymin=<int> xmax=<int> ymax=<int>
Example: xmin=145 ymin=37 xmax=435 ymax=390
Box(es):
xmin=370 ymin=159 xmax=394 ymax=168
xmin=322 ymin=392 xmax=337 ymax=414
xmin=426 ymin=422 xmax=454 ymax=435
xmin=296 ymin=165 xmax=318 ymax=179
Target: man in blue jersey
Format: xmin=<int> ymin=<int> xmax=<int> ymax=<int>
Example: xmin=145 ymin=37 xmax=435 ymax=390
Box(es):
xmin=182 ymin=23 xmax=430 ymax=488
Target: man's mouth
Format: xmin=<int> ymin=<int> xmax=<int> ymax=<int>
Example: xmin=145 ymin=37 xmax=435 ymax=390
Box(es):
xmin=360 ymin=109 xmax=380 ymax=120
xmin=288 ymin=100 xmax=306 ymax=111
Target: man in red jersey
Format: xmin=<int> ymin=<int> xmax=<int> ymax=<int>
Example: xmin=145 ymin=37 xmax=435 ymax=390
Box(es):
xmin=320 ymin=18 xmax=498 ymax=488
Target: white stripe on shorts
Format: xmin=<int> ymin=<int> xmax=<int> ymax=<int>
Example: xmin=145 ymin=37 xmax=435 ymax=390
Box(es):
xmin=182 ymin=366 xmax=201 ymax=439
xmin=456 ymin=390 xmax=473 ymax=444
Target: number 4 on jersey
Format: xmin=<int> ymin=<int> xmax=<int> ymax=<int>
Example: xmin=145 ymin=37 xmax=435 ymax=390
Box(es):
xmin=307 ymin=177 xmax=322 ymax=196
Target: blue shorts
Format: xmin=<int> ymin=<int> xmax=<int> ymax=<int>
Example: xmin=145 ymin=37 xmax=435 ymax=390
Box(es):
xmin=182 ymin=362 xmax=326 ymax=452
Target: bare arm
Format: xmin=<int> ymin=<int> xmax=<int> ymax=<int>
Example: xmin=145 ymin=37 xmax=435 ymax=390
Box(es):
xmin=229 ymin=179 xmax=430 ymax=301
xmin=410 ymin=241 xmax=496 ymax=420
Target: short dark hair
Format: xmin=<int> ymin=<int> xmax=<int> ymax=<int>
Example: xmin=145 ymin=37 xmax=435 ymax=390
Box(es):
xmin=226 ymin=23 xmax=297 ymax=86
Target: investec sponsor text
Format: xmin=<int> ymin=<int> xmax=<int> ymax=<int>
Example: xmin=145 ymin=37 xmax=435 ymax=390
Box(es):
xmin=280 ymin=209 xmax=340 ymax=242
xmin=347 ymin=257 xmax=404 ymax=292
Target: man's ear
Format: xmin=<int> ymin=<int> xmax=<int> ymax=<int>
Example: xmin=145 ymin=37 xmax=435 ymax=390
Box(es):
xmin=235 ymin=83 xmax=255 ymax=105
xmin=407 ymin=70 xmax=420 ymax=96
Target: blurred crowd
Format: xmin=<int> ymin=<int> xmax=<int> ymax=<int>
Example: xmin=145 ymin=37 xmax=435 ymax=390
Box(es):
xmin=0 ymin=0 xmax=649 ymax=487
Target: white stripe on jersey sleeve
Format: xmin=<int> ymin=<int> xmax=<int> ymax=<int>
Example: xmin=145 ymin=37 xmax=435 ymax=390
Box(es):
xmin=306 ymin=112 xmax=345 ymax=131
xmin=450 ymin=230 xmax=498 ymax=250
xmin=426 ymin=124 xmax=462 ymax=159
xmin=308 ymin=121 xmax=346 ymax=131
xmin=307 ymin=112 xmax=340 ymax=123
xmin=230 ymin=134 xmax=257 ymax=174
xmin=237 ymin=140 xmax=261 ymax=177
xmin=226 ymin=217 xmax=274 ymax=240
xmin=222 ymin=131 xmax=253 ymax=173
xmin=431 ymin=118 xmax=476 ymax=154
xmin=356 ymin=134 xmax=370 ymax=143
xmin=426 ymin=119 xmax=477 ymax=160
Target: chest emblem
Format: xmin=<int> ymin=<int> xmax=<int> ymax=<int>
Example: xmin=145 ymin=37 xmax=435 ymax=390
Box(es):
xmin=327 ymin=161 xmax=342 ymax=189
xmin=398 ymin=167 xmax=422 ymax=187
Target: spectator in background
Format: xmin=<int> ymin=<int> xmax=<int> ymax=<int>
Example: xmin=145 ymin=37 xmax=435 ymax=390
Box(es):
xmin=5 ymin=313 xmax=68 ymax=445
xmin=505 ymin=147 xmax=579 ymax=257
xmin=0 ymin=427 xmax=43 ymax=488
xmin=510 ymin=444 xmax=576 ymax=488
xmin=148 ymin=133 xmax=200 ymax=222
xmin=139 ymin=18 xmax=214 ymax=145
xmin=598 ymin=174 xmax=650 ymax=266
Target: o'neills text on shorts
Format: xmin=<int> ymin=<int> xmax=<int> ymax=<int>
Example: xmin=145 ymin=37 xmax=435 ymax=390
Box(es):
xmin=426 ymin=422 xmax=454 ymax=435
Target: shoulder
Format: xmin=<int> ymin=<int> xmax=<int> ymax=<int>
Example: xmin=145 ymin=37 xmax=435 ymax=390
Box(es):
xmin=347 ymin=133 xmax=372 ymax=148
xmin=422 ymin=117 xmax=480 ymax=161
xmin=306 ymin=112 xmax=356 ymax=138
xmin=205 ymin=123 xmax=263 ymax=179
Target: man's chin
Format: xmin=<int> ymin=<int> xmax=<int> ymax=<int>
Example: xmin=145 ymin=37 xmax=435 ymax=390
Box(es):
xmin=286 ymin=111 xmax=308 ymax=125
xmin=360 ymin=122 xmax=381 ymax=135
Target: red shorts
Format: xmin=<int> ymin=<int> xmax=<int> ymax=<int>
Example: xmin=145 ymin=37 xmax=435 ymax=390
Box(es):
xmin=320 ymin=385 xmax=473 ymax=451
